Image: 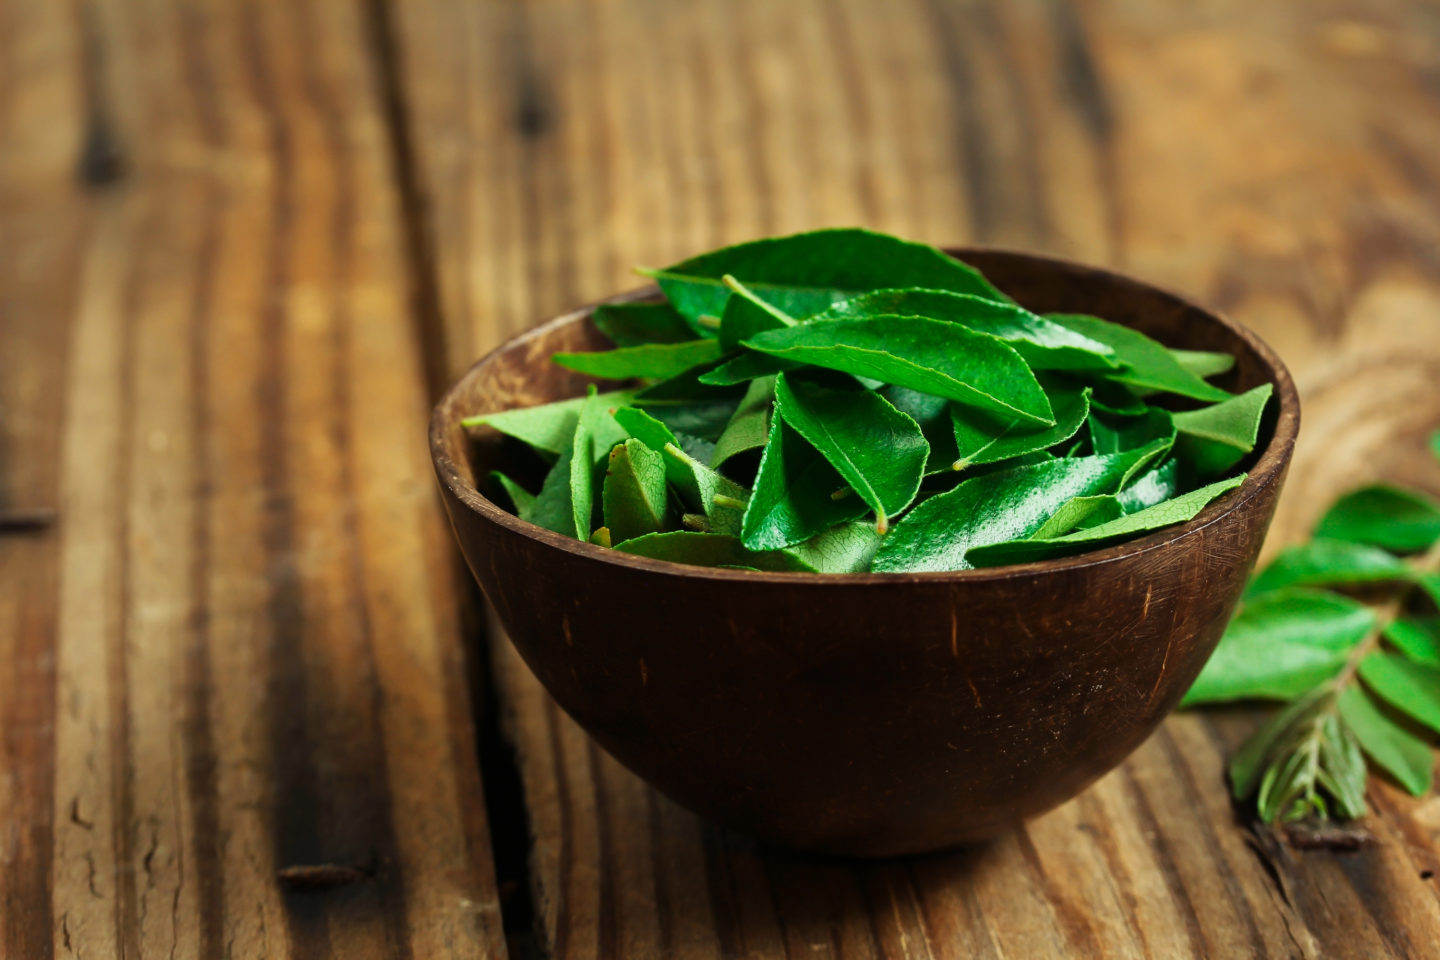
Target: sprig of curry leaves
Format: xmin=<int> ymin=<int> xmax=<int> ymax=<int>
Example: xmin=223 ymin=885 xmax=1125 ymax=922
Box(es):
xmin=1183 ymin=437 xmax=1440 ymax=823
xmin=464 ymin=228 xmax=1269 ymax=574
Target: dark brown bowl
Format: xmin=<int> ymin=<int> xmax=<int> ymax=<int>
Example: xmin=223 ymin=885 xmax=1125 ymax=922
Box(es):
xmin=430 ymin=249 xmax=1299 ymax=857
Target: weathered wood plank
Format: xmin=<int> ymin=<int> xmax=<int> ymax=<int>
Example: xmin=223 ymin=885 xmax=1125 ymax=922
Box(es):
xmin=0 ymin=4 xmax=84 ymax=957
xmin=0 ymin=0 xmax=507 ymax=955
xmin=392 ymin=0 xmax=1440 ymax=955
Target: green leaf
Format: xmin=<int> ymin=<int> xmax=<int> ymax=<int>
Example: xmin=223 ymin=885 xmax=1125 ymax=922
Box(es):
xmin=1418 ymin=572 xmax=1440 ymax=610
xmin=570 ymin=388 xmax=628 ymax=540
xmin=592 ymin=301 xmax=695 ymax=346
xmin=488 ymin=471 xmax=536 ymax=519
xmin=718 ymin=275 xmax=797 ymax=350
xmin=529 ymin=444 xmax=579 ymax=537
xmin=710 ymin=376 xmax=774 ymax=468
xmin=460 ymin=390 xmax=634 ymax=456
xmin=870 ymin=443 xmax=1166 ymax=572
xmin=1247 ymin=700 xmax=1367 ymax=823
xmin=1181 ymin=588 xmax=1372 ymax=705
xmin=1228 ymin=688 xmax=1329 ymax=802
xmin=1338 ymin=685 xmax=1434 ymax=796
xmin=1171 ymin=385 xmax=1273 ymax=478
xmin=611 ymin=404 xmax=716 ymax=472
xmin=1246 ymin=538 xmax=1411 ymax=598
xmin=1316 ymin=713 xmax=1369 ymax=819
xmin=1046 ymin=313 xmax=1234 ymax=402
xmin=554 ymin=339 xmax=724 ymax=380
xmin=613 ymin=531 xmax=809 ymax=571
xmin=1117 ymin=459 xmax=1180 ymax=512
xmin=602 ymin=439 xmax=671 ymax=542
xmin=661 ymin=443 xmax=749 ymax=537
xmin=696 ymin=351 xmax=796 ymax=386
xmin=970 ymin=475 xmax=1244 ymax=567
xmin=1386 ymin=618 xmax=1440 ymax=668
xmin=1028 ymin=495 xmax=1124 ymax=540
xmin=774 ymin=374 xmax=928 ymax=530
xmin=1088 ymin=406 xmax=1175 ymax=456
xmin=951 ymin=377 xmax=1091 ymax=470
xmin=882 ymin=387 xmax=958 ymax=475
xmin=1314 ymin=484 xmax=1440 ymax=554
xmin=612 ymin=405 xmax=679 ymax=451
xmin=642 ymin=228 xmax=1007 ymax=326
xmin=1171 ymin=348 xmax=1235 ymax=379
xmin=781 ymin=521 xmax=884 ymax=573
xmin=744 ymin=316 xmax=1055 ymax=426
xmin=815 ymin=289 xmax=1117 ymax=371
xmin=1360 ymin=652 xmax=1440 ymax=736
xmin=742 ymin=414 xmax=867 ymax=551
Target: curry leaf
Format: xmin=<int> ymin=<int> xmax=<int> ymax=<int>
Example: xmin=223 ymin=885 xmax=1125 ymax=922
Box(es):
xmin=1171 ymin=384 xmax=1273 ymax=478
xmin=696 ymin=351 xmax=796 ymax=386
xmin=602 ymin=439 xmax=671 ymax=543
xmin=1171 ymin=348 xmax=1235 ymax=380
xmin=970 ymin=474 xmax=1244 ymax=567
xmin=554 ymin=339 xmax=724 ymax=380
xmin=1337 ymin=685 xmax=1434 ymax=796
xmin=661 ymin=443 xmax=749 ymax=537
xmin=613 ymin=531 xmax=809 ymax=571
xmin=1027 ymin=495 xmax=1124 ymax=540
xmin=612 ymin=405 xmax=679 ymax=451
xmin=642 ymin=228 xmax=1007 ymax=325
xmin=1386 ymin=618 xmax=1440 ymax=668
xmin=711 ymin=375 xmax=775 ymax=468
xmin=815 ymin=289 xmax=1117 ymax=371
xmin=782 ymin=521 xmax=884 ymax=574
xmin=1047 ymin=313 xmax=1234 ymax=402
xmin=1245 ymin=538 xmax=1412 ymax=598
xmin=570 ymin=388 xmax=628 ymax=539
xmin=1359 ymin=653 xmax=1440 ymax=736
xmin=1248 ymin=698 xmax=1367 ymax=823
xmin=1314 ymin=484 xmax=1440 ymax=554
xmin=718 ymin=275 xmax=797 ymax=350
xmin=611 ymin=404 xmax=716 ymax=474
xmin=742 ymin=415 xmax=867 ymax=551
xmin=1180 ymin=588 xmax=1374 ymax=705
xmin=529 ymin=444 xmax=579 ymax=537
xmin=488 ymin=471 xmax=537 ymax=519
xmin=951 ymin=377 xmax=1091 ymax=470
xmin=774 ymin=373 xmax=928 ymax=530
xmin=882 ymin=387 xmax=958 ymax=475
xmin=870 ymin=443 xmax=1166 ymax=572
xmin=461 ymin=390 xmax=634 ymax=456
xmin=1229 ymin=688 xmax=1331 ymax=802
xmin=593 ymin=301 xmax=695 ymax=346
xmin=1116 ymin=459 xmax=1180 ymax=512
xmin=744 ymin=316 xmax=1055 ymax=426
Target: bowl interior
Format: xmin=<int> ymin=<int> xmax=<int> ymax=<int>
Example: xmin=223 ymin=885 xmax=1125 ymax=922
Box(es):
xmin=432 ymin=248 xmax=1297 ymax=577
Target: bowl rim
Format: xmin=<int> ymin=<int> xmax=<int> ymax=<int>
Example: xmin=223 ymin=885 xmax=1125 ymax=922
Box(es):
xmin=430 ymin=247 xmax=1300 ymax=585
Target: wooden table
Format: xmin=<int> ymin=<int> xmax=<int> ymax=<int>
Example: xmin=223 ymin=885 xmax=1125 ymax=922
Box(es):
xmin=4 ymin=0 xmax=1440 ymax=956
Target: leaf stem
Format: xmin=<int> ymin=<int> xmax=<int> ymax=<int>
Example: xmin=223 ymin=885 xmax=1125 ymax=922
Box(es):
xmin=1329 ymin=537 xmax=1440 ymax=693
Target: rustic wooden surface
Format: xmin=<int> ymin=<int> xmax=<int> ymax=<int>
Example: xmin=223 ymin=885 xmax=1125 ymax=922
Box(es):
xmin=6 ymin=0 xmax=1440 ymax=957
xmin=388 ymin=0 xmax=1440 ymax=957
xmin=0 ymin=0 xmax=505 ymax=957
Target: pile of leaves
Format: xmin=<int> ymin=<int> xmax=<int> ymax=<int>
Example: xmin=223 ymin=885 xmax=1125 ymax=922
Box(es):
xmin=1184 ymin=434 xmax=1440 ymax=823
xmin=465 ymin=229 xmax=1272 ymax=574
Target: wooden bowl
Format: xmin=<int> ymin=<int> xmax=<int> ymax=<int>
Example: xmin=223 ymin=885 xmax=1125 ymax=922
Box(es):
xmin=430 ymin=249 xmax=1299 ymax=857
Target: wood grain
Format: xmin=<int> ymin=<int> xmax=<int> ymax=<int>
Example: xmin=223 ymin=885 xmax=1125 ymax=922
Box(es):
xmin=0 ymin=0 xmax=505 ymax=956
xmin=390 ymin=0 xmax=1440 ymax=955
